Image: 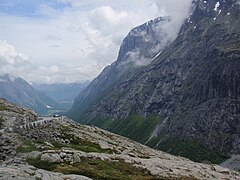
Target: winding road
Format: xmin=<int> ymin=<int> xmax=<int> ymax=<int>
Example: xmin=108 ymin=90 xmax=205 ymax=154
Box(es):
xmin=0 ymin=116 xmax=63 ymax=133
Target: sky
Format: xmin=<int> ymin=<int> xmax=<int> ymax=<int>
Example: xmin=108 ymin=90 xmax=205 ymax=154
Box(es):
xmin=0 ymin=0 xmax=193 ymax=84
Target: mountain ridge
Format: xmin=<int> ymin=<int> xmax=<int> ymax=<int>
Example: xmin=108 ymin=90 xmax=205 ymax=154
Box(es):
xmin=69 ymin=0 xmax=240 ymax=164
xmin=0 ymin=74 xmax=59 ymax=115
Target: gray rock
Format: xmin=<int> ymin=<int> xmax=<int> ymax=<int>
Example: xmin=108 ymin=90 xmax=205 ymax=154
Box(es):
xmin=27 ymin=151 xmax=42 ymax=159
xmin=41 ymin=153 xmax=62 ymax=163
xmin=44 ymin=142 xmax=54 ymax=147
xmin=72 ymin=153 xmax=81 ymax=163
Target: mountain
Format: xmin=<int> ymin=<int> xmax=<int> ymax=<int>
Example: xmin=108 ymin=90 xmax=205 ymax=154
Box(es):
xmin=69 ymin=0 xmax=240 ymax=164
xmin=69 ymin=16 xmax=172 ymax=118
xmin=0 ymin=74 xmax=59 ymax=115
xmin=0 ymin=99 xmax=239 ymax=179
xmin=33 ymin=81 xmax=90 ymax=110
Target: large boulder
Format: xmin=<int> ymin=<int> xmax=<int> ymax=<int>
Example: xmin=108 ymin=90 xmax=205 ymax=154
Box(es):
xmin=40 ymin=153 xmax=62 ymax=163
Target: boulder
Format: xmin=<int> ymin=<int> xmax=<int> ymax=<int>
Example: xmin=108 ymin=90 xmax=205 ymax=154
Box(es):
xmin=41 ymin=153 xmax=62 ymax=163
xmin=27 ymin=151 xmax=42 ymax=159
xmin=73 ymin=153 xmax=81 ymax=163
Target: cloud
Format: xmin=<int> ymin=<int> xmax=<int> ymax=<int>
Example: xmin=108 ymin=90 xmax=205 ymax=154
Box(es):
xmin=0 ymin=41 xmax=99 ymax=84
xmin=0 ymin=0 xmax=193 ymax=84
xmin=154 ymin=0 xmax=193 ymax=42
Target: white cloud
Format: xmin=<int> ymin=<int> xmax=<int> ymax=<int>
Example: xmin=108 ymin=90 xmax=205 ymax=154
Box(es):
xmin=0 ymin=0 xmax=193 ymax=84
xmin=154 ymin=0 xmax=193 ymax=42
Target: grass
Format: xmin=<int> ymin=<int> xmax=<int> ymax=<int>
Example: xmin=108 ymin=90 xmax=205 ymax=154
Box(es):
xmin=16 ymin=139 xmax=40 ymax=153
xmin=78 ymin=112 xmax=229 ymax=164
xmin=27 ymin=157 xmax=198 ymax=180
xmin=0 ymin=105 xmax=7 ymax=111
xmin=86 ymin=113 xmax=161 ymax=144
xmin=27 ymin=157 xmax=158 ymax=180
xmin=56 ymin=126 xmax=114 ymax=154
xmin=27 ymin=158 xmax=58 ymax=171
xmin=152 ymin=136 xmax=229 ymax=164
xmin=52 ymin=140 xmax=113 ymax=154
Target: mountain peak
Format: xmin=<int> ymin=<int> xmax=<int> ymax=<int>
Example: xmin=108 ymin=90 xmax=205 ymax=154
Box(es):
xmin=117 ymin=16 xmax=171 ymax=63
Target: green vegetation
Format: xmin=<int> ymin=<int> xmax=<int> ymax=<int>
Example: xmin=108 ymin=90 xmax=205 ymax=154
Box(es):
xmin=56 ymin=126 xmax=114 ymax=153
xmin=0 ymin=105 xmax=7 ymax=111
xmin=27 ymin=157 xmax=158 ymax=180
xmin=27 ymin=158 xmax=58 ymax=171
xmin=16 ymin=139 xmax=39 ymax=153
xmin=152 ymin=136 xmax=229 ymax=164
xmin=79 ymin=113 xmax=229 ymax=164
xmin=87 ymin=113 xmax=161 ymax=144
xmin=52 ymin=140 xmax=113 ymax=154
xmin=27 ymin=157 xmax=198 ymax=180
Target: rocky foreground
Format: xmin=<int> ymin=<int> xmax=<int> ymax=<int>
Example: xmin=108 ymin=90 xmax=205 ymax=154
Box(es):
xmin=0 ymin=99 xmax=240 ymax=180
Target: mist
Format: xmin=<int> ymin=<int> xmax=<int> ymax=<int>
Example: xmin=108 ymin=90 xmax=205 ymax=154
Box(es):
xmin=154 ymin=0 xmax=193 ymax=43
xmin=117 ymin=0 xmax=194 ymax=68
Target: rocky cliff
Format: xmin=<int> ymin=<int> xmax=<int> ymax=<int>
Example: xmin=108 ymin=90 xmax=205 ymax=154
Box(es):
xmin=68 ymin=16 xmax=171 ymax=119
xmin=1 ymin=99 xmax=240 ymax=179
xmin=69 ymin=0 xmax=240 ymax=164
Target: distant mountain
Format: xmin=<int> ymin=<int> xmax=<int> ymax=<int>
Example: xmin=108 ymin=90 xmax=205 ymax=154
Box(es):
xmin=69 ymin=0 xmax=240 ymax=164
xmin=0 ymin=74 xmax=59 ymax=115
xmin=33 ymin=81 xmax=90 ymax=110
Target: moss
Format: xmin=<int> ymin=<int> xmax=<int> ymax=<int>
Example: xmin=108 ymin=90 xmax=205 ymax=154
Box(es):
xmin=55 ymin=128 xmax=114 ymax=154
xmin=156 ymin=137 xmax=229 ymax=164
xmin=0 ymin=105 xmax=8 ymax=111
xmin=27 ymin=157 xmax=198 ymax=180
xmin=26 ymin=158 xmax=58 ymax=171
xmin=28 ymin=157 xmax=159 ymax=180
xmin=16 ymin=139 xmax=39 ymax=153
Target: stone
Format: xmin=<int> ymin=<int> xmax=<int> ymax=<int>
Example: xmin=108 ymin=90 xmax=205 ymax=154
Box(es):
xmin=41 ymin=153 xmax=62 ymax=163
xmin=44 ymin=142 xmax=54 ymax=147
xmin=73 ymin=153 xmax=81 ymax=163
xmin=27 ymin=151 xmax=42 ymax=159
xmin=59 ymin=152 xmax=67 ymax=158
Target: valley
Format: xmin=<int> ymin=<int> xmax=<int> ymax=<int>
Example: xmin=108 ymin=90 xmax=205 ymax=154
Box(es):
xmin=0 ymin=99 xmax=239 ymax=179
xmin=0 ymin=0 xmax=240 ymax=179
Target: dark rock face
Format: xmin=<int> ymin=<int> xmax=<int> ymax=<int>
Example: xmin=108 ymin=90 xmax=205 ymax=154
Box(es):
xmin=117 ymin=17 xmax=170 ymax=63
xmin=68 ymin=17 xmax=171 ymax=119
xmin=69 ymin=0 xmax=240 ymax=162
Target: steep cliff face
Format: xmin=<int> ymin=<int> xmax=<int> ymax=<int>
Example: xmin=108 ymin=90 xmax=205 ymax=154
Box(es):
xmin=69 ymin=17 xmax=170 ymax=118
xmin=70 ymin=0 xmax=240 ymax=163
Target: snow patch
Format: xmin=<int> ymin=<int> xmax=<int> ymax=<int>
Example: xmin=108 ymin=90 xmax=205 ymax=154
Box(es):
xmin=214 ymin=2 xmax=220 ymax=11
xmin=152 ymin=51 xmax=162 ymax=61
xmin=46 ymin=105 xmax=52 ymax=109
